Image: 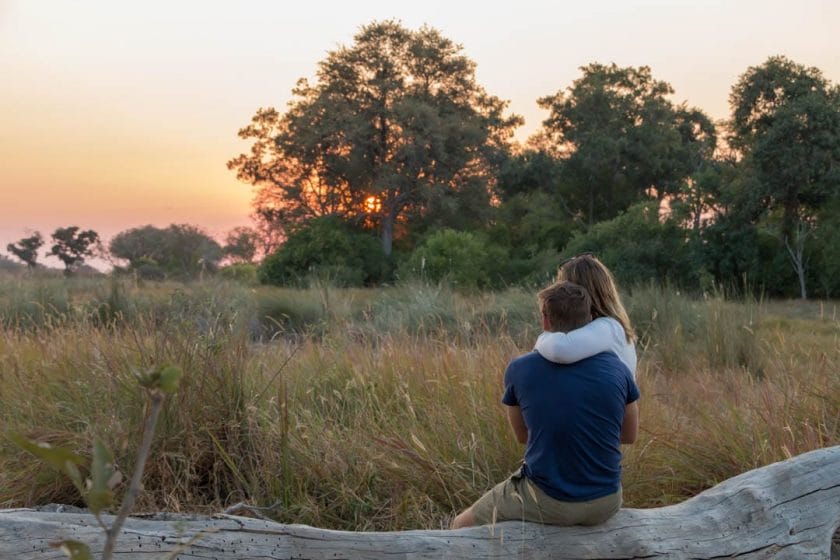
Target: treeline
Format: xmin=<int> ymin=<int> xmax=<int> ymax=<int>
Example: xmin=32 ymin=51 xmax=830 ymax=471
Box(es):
xmin=7 ymin=21 xmax=840 ymax=297
xmin=4 ymin=225 xmax=260 ymax=281
xmin=225 ymin=21 xmax=840 ymax=299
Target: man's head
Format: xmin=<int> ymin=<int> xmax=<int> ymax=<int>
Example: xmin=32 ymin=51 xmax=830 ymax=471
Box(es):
xmin=538 ymin=281 xmax=593 ymax=332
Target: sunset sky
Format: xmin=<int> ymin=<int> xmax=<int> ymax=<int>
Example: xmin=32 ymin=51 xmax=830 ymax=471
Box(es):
xmin=1 ymin=0 xmax=838 ymax=267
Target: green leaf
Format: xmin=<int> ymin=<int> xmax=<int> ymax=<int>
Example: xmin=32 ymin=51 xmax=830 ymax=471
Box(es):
xmin=134 ymin=368 xmax=157 ymax=389
xmin=10 ymin=433 xmax=85 ymax=493
xmin=156 ymin=365 xmax=182 ymax=394
xmin=85 ymin=440 xmax=116 ymax=515
xmin=135 ymin=365 xmax=182 ymax=393
xmin=51 ymin=540 xmax=93 ymax=560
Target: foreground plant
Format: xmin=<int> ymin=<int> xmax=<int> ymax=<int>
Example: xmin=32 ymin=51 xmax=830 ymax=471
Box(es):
xmin=11 ymin=364 xmax=182 ymax=560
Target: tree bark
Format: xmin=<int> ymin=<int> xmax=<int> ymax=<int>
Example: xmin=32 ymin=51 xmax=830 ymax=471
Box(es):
xmin=784 ymin=231 xmax=808 ymax=300
xmin=381 ymin=213 xmax=394 ymax=256
xmin=1 ymin=446 xmax=838 ymax=559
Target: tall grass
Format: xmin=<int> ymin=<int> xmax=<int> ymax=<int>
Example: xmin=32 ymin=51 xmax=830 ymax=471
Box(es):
xmin=0 ymin=278 xmax=837 ymax=530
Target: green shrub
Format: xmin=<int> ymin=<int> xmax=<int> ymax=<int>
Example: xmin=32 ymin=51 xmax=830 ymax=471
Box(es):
xmin=699 ymin=215 xmax=799 ymax=298
xmin=259 ymin=217 xmax=387 ymax=287
xmin=110 ymin=224 xmax=223 ymax=280
xmin=220 ymin=263 xmax=259 ymax=285
xmin=400 ymin=229 xmax=508 ymax=289
xmin=809 ymin=199 xmax=840 ymax=298
xmin=132 ymin=257 xmax=166 ymax=281
xmin=254 ymin=287 xmax=329 ymax=335
xmin=563 ymin=202 xmax=699 ymax=289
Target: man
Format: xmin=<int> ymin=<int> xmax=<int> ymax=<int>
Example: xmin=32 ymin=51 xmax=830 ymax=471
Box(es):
xmin=452 ymin=281 xmax=640 ymax=528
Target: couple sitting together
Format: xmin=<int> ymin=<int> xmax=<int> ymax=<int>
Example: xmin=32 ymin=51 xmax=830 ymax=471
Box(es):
xmin=453 ymin=254 xmax=640 ymax=529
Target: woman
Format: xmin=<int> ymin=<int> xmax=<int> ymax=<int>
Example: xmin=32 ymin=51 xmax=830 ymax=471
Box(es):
xmin=534 ymin=254 xmax=637 ymax=377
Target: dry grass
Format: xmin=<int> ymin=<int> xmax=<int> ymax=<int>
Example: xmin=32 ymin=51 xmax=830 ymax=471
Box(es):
xmin=0 ymin=278 xmax=837 ymax=530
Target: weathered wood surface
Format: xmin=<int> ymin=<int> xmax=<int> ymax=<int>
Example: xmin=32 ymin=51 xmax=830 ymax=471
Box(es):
xmin=1 ymin=446 xmax=838 ymax=559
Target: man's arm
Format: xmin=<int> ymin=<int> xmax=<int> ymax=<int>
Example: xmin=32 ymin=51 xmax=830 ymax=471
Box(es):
xmin=506 ymin=405 xmax=528 ymax=444
xmin=621 ymin=401 xmax=639 ymax=444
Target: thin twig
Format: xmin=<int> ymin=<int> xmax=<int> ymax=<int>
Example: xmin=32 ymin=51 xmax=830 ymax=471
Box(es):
xmin=102 ymin=391 xmax=165 ymax=560
xmin=253 ymin=345 xmax=298 ymax=402
xmin=222 ymin=500 xmax=284 ymax=521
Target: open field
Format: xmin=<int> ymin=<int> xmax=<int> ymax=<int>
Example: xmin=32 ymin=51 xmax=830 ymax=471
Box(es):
xmin=0 ymin=277 xmax=838 ymax=530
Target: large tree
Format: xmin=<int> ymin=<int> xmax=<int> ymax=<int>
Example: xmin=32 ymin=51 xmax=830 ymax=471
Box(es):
xmin=6 ymin=232 xmax=44 ymax=269
xmin=110 ymin=224 xmax=223 ymax=279
xmin=229 ymin=20 xmax=521 ymax=255
xmin=49 ymin=227 xmax=100 ymax=275
xmin=223 ymin=226 xmax=260 ymax=264
xmin=729 ymin=56 xmax=840 ymax=298
xmin=537 ymin=63 xmax=715 ymax=225
xmin=729 ymin=56 xmax=829 ymax=154
xmin=493 ymin=149 xmax=581 ymax=255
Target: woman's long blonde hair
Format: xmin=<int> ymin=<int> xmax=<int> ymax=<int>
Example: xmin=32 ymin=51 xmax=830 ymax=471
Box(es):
xmin=557 ymin=255 xmax=636 ymax=343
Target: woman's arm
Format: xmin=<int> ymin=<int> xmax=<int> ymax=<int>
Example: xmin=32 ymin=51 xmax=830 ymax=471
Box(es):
xmin=534 ymin=317 xmax=619 ymax=364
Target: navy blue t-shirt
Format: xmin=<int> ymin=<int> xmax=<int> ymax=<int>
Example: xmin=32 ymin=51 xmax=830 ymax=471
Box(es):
xmin=502 ymin=351 xmax=640 ymax=502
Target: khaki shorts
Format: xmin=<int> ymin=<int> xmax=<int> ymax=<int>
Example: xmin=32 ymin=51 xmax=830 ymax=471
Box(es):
xmin=471 ymin=468 xmax=622 ymax=526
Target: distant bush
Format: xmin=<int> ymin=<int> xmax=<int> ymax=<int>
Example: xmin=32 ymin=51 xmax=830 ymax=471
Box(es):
xmin=259 ymin=216 xmax=388 ymax=287
xmin=220 ymin=263 xmax=259 ymax=285
xmin=133 ymin=257 xmax=167 ymax=281
xmin=110 ymin=224 xmax=223 ymax=280
xmin=0 ymin=255 xmax=25 ymax=274
xmin=400 ymin=229 xmax=509 ymax=289
xmin=562 ymin=202 xmax=700 ymax=289
xmin=700 ymin=217 xmax=796 ymax=297
xmin=809 ymin=199 xmax=840 ymax=298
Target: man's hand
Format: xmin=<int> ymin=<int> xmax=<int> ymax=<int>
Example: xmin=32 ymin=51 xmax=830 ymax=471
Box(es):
xmin=506 ymin=405 xmax=528 ymax=444
xmin=621 ymin=401 xmax=639 ymax=444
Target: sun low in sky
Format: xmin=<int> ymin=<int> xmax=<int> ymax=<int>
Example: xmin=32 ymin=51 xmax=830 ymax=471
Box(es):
xmin=1 ymin=0 xmax=838 ymax=265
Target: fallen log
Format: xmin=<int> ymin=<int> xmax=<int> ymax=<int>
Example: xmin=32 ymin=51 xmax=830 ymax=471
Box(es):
xmin=1 ymin=446 xmax=838 ymax=559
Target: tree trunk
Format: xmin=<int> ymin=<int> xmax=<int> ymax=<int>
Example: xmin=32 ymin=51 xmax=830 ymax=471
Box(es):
xmin=381 ymin=215 xmax=393 ymax=257
xmin=1 ymin=446 xmax=838 ymax=559
xmin=380 ymin=204 xmax=398 ymax=257
xmin=784 ymin=230 xmax=808 ymax=300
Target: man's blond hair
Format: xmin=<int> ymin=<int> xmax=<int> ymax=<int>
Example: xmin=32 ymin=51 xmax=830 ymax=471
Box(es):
xmin=538 ymin=281 xmax=593 ymax=332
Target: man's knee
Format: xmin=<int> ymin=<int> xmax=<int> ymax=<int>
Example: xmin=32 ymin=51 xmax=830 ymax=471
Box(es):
xmin=451 ymin=507 xmax=476 ymax=529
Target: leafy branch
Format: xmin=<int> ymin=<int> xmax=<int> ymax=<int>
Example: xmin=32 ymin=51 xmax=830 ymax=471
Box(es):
xmin=11 ymin=364 xmax=182 ymax=560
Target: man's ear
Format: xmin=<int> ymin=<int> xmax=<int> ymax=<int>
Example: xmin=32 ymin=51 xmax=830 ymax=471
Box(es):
xmin=542 ymin=313 xmax=552 ymax=331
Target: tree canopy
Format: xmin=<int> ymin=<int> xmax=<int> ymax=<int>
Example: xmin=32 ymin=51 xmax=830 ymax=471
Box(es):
xmin=9 ymin=42 xmax=835 ymax=300
xmin=223 ymin=227 xmax=260 ymax=264
xmin=536 ymin=63 xmax=716 ymax=224
xmin=110 ymin=224 xmax=223 ymax=280
xmin=49 ymin=227 xmax=100 ymax=275
xmin=729 ymin=56 xmax=830 ymax=153
xmin=728 ymin=56 xmax=840 ymax=298
xmin=229 ymin=20 xmax=521 ymax=255
xmin=6 ymin=232 xmax=44 ymax=269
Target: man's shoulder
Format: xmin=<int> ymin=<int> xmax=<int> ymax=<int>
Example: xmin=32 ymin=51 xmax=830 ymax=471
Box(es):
xmin=506 ymin=351 xmax=553 ymax=375
xmin=506 ymin=350 xmax=633 ymax=381
xmin=581 ymin=351 xmax=634 ymax=379
xmin=509 ymin=351 xmax=550 ymax=367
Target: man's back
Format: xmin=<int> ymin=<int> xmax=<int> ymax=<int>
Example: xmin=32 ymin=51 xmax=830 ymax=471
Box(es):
xmin=502 ymin=351 xmax=639 ymax=502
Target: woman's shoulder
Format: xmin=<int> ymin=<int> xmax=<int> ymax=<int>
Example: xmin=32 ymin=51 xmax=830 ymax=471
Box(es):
xmin=592 ymin=316 xmax=632 ymax=343
xmin=591 ymin=316 xmax=622 ymax=332
xmin=592 ymin=317 xmax=637 ymax=374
